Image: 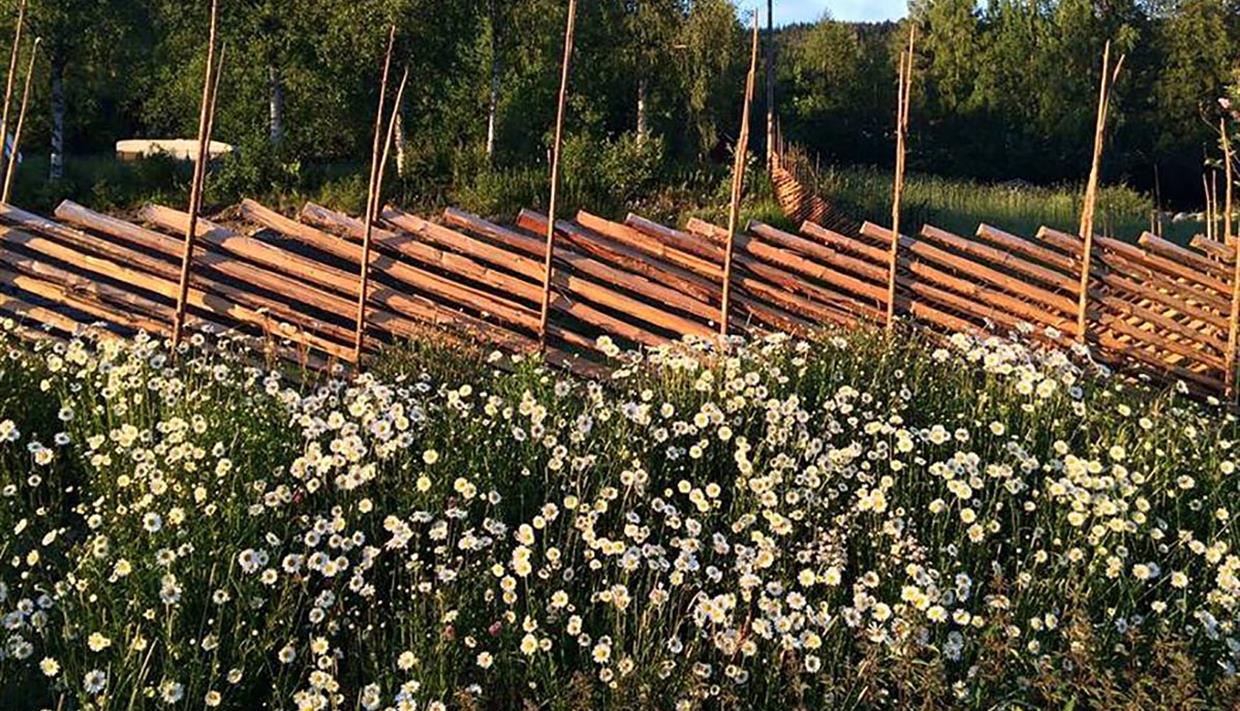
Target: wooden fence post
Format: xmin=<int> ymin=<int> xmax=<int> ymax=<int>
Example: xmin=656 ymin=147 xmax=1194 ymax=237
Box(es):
xmin=373 ymin=67 xmax=409 ymax=219
xmin=1214 ymin=171 xmax=1222 ymax=244
xmin=885 ymin=25 xmax=915 ymax=330
xmin=538 ymin=0 xmax=577 ymax=349
xmin=1221 ymin=120 xmax=1238 ymax=400
xmin=720 ymin=12 xmax=760 ymax=338
xmin=352 ymin=25 xmax=397 ymax=365
xmin=352 ymin=65 xmax=407 ymax=365
xmin=1075 ymin=42 xmax=1123 ymax=344
xmin=205 ymin=42 xmax=226 ymax=154
xmin=170 ymin=0 xmax=220 ymax=355
xmin=1205 ymin=174 xmax=1215 ymax=241
xmin=1 ymin=35 xmax=36 ymax=204
xmin=765 ymin=0 xmax=774 ymax=170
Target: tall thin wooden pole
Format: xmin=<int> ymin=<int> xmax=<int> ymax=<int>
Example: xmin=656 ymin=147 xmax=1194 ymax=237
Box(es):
xmin=1221 ymin=121 xmax=1239 ymax=399
xmin=204 ymin=43 xmax=226 ymax=152
xmin=765 ymin=0 xmax=774 ymax=169
xmin=1 ymin=34 xmax=35 ymax=204
xmin=352 ymin=25 xmax=397 ymax=365
xmin=1204 ymin=173 xmax=1214 ymax=241
xmin=885 ymin=25 xmax=915 ymax=330
xmin=1075 ymin=42 xmax=1123 ymax=344
xmin=1227 ymin=128 xmax=1235 ymax=250
xmin=170 ymin=0 xmax=220 ymax=355
xmin=1214 ymin=170 xmax=1223 ymax=244
xmin=349 ymin=65 xmax=407 ymax=364
xmin=374 ymin=67 xmax=409 ymax=216
xmin=720 ymin=12 xmax=760 ymax=338
xmin=361 ymin=65 xmax=410 ymax=318
xmin=0 ymin=0 xmax=26 ymax=181
xmin=538 ymin=0 xmax=577 ymax=348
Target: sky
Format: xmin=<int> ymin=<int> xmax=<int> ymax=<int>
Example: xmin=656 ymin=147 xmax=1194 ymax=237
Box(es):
xmin=775 ymin=0 xmax=907 ymax=25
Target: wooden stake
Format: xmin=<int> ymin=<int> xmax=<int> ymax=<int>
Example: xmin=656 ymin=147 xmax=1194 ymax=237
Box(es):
xmin=1222 ymin=120 xmax=1239 ymax=399
xmin=0 ymin=0 xmax=25 ymax=182
xmin=1214 ymin=170 xmax=1224 ymax=245
xmin=352 ymin=25 xmax=397 ymax=365
xmin=765 ymin=0 xmax=774 ymax=169
xmin=1205 ymin=174 xmax=1214 ymax=241
xmin=719 ymin=12 xmax=760 ymax=338
xmin=204 ymin=42 xmax=226 ymax=152
xmin=1227 ymin=128 xmax=1235 ymax=250
xmin=374 ymin=67 xmax=409 ymax=215
xmin=170 ymin=0 xmax=220 ymax=355
xmin=1075 ymin=41 xmax=1123 ymax=344
xmin=885 ymin=24 xmax=915 ymax=330
xmin=1 ymin=35 xmax=35 ymax=204
xmin=350 ymin=64 xmax=408 ymax=358
xmin=538 ymin=0 xmax=577 ymax=348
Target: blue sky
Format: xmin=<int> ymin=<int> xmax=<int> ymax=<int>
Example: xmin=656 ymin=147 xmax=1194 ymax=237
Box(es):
xmin=775 ymin=0 xmax=906 ymax=24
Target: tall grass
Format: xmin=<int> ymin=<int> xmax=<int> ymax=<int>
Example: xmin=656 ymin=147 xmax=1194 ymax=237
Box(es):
xmin=811 ymin=165 xmax=1194 ymax=242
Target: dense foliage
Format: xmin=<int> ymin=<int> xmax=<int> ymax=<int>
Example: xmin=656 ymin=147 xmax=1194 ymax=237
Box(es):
xmin=3 ymin=0 xmax=1238 ymax=214
xmin=2 ymin=323 xmax=1240 ymax=708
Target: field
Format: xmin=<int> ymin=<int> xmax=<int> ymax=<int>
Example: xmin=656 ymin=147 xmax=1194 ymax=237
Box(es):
xmin=0 ymin=323 xmax=1238 ymax=709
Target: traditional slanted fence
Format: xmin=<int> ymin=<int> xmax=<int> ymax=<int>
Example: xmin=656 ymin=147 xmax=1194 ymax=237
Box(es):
xmin=0 ymin=1 xmax=1226 ymax=399
xmin=0 ymin=186 xmax=1230 ymax=398
xmin=768 ymin=153 xmax=1234 ymax=397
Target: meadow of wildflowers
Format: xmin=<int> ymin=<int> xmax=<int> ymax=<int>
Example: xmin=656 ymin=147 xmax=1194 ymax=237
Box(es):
xmin=1 ymin=323 xmax=1239 ymax=709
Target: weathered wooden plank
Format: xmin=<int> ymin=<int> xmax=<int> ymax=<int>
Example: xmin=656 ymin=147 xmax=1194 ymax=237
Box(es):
xmin=581 ymin=212 xmax=723 ymax=275
xmin=0 ymin=224 xmax=358 ymax=361
xmin=615 ymin=212 xmax=725 ymax=262
xmin=140 ymin=204 xmax=536 ymax=352
xmin=301 ymin=203 xmax=711 ymax=343
xmin=1095 ymin=267 xmax=1227 ymax=332
xmin=1139 ymin=231 xmax=1232 ymax=282
xmin=976 ymin=224 xmax=1079 ymax=273
xmin=1192 ymin=234 xmax=1231 ymax=261
xmin=906 ymin=258 xmax=1075 ymax=334
xmin=419 ymin=207 xmax=721 ymax=326
xmin=921 ymin=224 xmax=1079 ymax=294
xmin=0 ymin=291 xmax=126 ymax=342
xmin=0 ymin=265 xmax=181 ymax=336
xmin=800 ymin=222 xmax=889 ymax=265
xmin=862 ymin=222 xmax=1078 ymax=317
xmin=27 ymin=202 xmax=359 ymax=347
xmin=521 ymin=210 xmax=721 ymax=304
xmin=748 ymin=220 xmax=888 ymax=283
xmin=250 ymin=200 xmax=545 ymax=325
xmin=686 ymin=217 xmax=887 ymax=314
xmin=1041 ymin=226 xmax=1230 ymax=298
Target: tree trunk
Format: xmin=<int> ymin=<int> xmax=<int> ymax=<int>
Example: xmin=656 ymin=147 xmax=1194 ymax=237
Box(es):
xmin=269 ymin=64 xmax=285 ymax=147
xmin=49 ymin=53 xmax=65 ymax=181
xmin=486 ymin=0 xmax=500 ymax=160
xmin=636 ymin=77 xmax=648 ymax=145
xmin=394 ymin=111 xmax=406 ymax=178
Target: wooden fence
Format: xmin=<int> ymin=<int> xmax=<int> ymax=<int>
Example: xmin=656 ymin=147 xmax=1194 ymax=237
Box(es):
xmin=0 ymin=189 xmax=1231 ymax=398
xmin=767 ymin=166 xmax=1233 ymax=396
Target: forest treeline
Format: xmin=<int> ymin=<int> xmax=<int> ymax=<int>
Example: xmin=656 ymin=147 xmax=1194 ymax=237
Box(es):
xmin=10 ymin=0 xmax=1240 ymax=208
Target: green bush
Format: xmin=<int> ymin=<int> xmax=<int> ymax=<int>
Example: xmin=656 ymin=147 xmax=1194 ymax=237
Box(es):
xmin=208 ymin=138 xmax=304 ymax=207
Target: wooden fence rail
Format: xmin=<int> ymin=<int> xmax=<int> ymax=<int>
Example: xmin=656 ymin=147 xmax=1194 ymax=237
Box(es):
xmin=0 ymin=188 xmax=1230 ymax=399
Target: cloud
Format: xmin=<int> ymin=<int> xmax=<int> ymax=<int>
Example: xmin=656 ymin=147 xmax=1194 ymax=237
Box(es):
xmin=774 ymin=0 xmax=905 ymax=25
